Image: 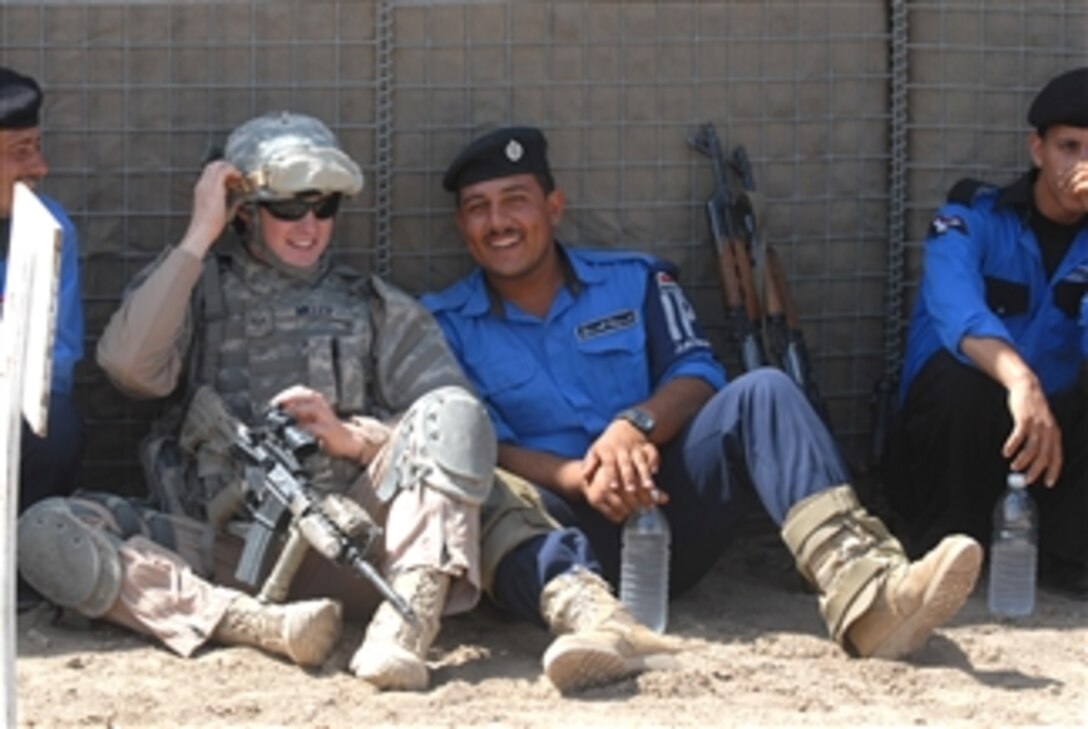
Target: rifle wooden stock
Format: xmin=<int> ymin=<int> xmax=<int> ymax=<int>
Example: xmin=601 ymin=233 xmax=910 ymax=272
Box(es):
xmin=764 ymin=247 xmax=831 ymax=424
xmin=730 ymin=239 xmax=767 ymax=371
xmin=731 ymin=239 xmax=761 ymax=326
xmin=762 ymin=248 xmax=790 ymax=371
xmin=691 ymin=122 xmax=766 ymax=373
xmin=713 ymin=233 xmax=744 ymax=311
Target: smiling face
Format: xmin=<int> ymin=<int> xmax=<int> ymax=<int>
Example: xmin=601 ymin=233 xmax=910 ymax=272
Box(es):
xmin=454 ymin=173 xmax=565 ymax=293
xmin=0 ymin=126 xmax=49 ymax=218
xmin=253 ymin=199 xmax=336 ymax=271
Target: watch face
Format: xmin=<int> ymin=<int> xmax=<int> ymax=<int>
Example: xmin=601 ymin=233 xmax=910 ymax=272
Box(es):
xmin=620 ymin=407 xmax=655 ymax=435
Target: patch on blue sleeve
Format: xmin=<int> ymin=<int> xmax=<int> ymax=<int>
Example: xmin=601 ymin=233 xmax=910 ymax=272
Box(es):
xmin=653 ymin=271 xmax=710 ymax=354
xmin=927 ymin=214 xmax=968 ymax=238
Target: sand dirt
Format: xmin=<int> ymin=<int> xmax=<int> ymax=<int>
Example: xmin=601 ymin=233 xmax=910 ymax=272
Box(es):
xmin=15 ymin=528 xmax=1087 ymax=728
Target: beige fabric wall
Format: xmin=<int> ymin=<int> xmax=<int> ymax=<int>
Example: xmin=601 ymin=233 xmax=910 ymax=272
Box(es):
xmin=0 ymin=1 xmax=1083 ymax=493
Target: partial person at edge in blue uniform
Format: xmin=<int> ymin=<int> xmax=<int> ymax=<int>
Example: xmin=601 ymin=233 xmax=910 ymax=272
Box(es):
xmin=422 ymin=124 xmax=982 ymax=660
xmin=0 ymin=67 xmax=86 ymax=610
xmin=883 ymin=67 xmax=1088 ymax=600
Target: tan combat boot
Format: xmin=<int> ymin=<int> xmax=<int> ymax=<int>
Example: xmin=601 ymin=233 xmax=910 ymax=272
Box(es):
xmin=540 ymin=568 xmax=680 ymax=694
xmin=350 ymin=567 xmax=450 ymax=691
xmin=782 ymin=485 xmax=982 ymax=659
xmin=212 ymin=592 xmax=342 ymax=667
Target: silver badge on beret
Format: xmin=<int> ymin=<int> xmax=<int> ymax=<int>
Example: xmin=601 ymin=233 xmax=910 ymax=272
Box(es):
xmin=505 ymin=139 xmax=524 ymax=163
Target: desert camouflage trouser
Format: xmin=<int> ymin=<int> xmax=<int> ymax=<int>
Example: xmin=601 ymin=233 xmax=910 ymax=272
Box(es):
xmin=58 ymin=467 xmax=555 ymax=658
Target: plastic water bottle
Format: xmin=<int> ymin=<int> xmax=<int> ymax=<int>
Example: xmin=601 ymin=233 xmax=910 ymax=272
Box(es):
xmin=987 ymin=472 xmax=1037 ymax=617
xmin=619 ymin=505 xmax=670 ymax=632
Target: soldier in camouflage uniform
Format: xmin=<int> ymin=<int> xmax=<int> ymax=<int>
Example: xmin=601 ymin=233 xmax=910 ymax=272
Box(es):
xmin=17 ymin=112 xmax=676 ymax=693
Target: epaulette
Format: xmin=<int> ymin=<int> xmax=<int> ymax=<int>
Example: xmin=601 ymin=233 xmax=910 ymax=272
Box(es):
xmin=575 ymin=247 xmax=657 ymax=266
xmin=946 ymin=178 xmax=995 ymax=206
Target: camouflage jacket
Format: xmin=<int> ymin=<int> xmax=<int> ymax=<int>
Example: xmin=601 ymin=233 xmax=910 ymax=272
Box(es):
xmin=97 ymin=241 xmax=470 ymax=520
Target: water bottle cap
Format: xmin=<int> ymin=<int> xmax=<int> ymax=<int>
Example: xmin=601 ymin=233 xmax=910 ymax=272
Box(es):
xmin=1007 ymin=472 xmax=1027 ymax=489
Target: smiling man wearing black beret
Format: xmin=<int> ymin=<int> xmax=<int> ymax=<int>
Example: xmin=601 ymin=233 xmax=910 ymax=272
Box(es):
xmin=1 ymin=66 xmax=86 ymax=608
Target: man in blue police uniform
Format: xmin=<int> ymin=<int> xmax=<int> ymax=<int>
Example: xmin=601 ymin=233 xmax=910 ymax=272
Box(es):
xmin=1 ymin=67 xmax=85 ymax=609
xmin=0 ymin=68 xmax=85 ymax=591
xmin=884 ymin=67 xmax=1088 ymax=598
xmin=424 ymin=125 xmax=983 ymax=660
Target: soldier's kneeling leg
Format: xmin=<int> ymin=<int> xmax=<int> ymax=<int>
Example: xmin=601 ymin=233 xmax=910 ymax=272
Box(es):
xmin=18 ymin=497 xmax=123 ymax=617
xmin=354 ymin=386 xmax=496 ymax=690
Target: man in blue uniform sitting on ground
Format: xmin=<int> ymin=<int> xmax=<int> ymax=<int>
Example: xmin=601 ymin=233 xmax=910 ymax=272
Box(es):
xmin=883 ymin=67 xmax=1088 ymax=598
xmin=0 ymin=67 xmax=86 ymax=609
xmin=424 ymin=125 xmax=983 ymax=660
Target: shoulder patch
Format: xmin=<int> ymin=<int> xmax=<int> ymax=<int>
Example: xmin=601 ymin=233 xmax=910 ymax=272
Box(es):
xmin=927 ymin=214 xmax=969 ymax=238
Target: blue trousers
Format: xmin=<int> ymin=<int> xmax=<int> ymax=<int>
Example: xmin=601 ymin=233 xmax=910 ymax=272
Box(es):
xmin=530 ymin=368 xmax=850 ymax=595
xmin=19 ymin=393 xmax=84 ymax=513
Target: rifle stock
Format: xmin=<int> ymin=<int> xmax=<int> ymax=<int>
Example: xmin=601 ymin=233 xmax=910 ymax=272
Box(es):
xmin=764 ymin=248 xmax=831 ymax=425
xmin=691 ymin=122 xmax=767 ymax=373
xmin=730 ymin=239 xmax=767 ymax=371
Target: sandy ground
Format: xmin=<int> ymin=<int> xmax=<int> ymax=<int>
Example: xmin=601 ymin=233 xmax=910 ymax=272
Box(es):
xmin=15 ymin=527 xmax=1088 ymax=728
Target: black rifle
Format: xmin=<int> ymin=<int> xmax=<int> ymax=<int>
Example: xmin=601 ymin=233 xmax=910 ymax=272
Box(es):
xmin=189 ymin=386 xmax=415 ymax=622
xmin=689 ymin=123 xmax=767 ymax=373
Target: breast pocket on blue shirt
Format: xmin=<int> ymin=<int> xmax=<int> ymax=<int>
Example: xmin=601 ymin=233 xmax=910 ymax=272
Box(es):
xmin=472 ymin=353 xmax=549 ymax=437
xmin=574 ymin=326 xmax=649 ymax=412
xmin=984 ymin=275 xmax=1029 ymax=319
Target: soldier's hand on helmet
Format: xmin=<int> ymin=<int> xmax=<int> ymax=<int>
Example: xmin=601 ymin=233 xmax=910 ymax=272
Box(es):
xmin=1003 ymin=375 xmax=1063 ymax=487
xmin=180 ymin=160 xmax=245 ymax=258
xmin=271 ymin=385 xmax=361 ymax=461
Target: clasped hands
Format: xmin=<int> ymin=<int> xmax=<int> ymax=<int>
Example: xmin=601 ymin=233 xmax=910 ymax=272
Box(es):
xmin=572 ymin=419 xmax=669 ymax=524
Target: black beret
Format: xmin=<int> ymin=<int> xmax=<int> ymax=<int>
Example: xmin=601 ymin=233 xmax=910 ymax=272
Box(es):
xmin=0 ymin=67 xmax=42 ymax=129
xmin=1027 ymin=67 xmax=1088 ymax=132
xmin=443 ymin=126 xmax=551 ymax=192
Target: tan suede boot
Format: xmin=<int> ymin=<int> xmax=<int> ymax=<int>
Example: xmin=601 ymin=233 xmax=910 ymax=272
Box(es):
xmin=350 ymin=567 xmax=450 ymax=691
xmin=782 ymin=485 xmax=982 ymax=659
xmin=540 ymin=568 xmax=680 ymax=694
xmin=212 ymin=592 xmax=342 ymax=667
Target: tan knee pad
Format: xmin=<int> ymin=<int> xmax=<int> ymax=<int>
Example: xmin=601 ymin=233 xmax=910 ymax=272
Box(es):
xmin=18 ymin=497 xmax=123 ymax=617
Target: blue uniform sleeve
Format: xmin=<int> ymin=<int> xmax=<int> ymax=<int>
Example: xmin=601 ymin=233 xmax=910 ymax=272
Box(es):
xmin=49 ymin=203 xmax=85 ymax=396
xmin=919 ymin=202 xmax=1014 ymax=360
xmin=426 ymin=307 xmax=518 ymax=443
xmin=642 ymin=263 xmax=727 ymax=390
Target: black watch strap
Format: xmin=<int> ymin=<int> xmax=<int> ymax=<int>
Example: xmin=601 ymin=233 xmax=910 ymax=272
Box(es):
xmin=615 ymin=407 xmax=655 ymax=436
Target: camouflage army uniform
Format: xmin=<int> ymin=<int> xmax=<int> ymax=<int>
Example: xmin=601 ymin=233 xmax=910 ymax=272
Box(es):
xmin=48 ymin=232 xmax=491 ymax=654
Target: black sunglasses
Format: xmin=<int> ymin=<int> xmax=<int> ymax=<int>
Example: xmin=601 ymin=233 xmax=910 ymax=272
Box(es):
xmin=260 ymin=193 xmax=342 ymax=222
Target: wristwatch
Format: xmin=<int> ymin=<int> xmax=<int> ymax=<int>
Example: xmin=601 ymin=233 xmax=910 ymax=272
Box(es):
xmin=615 ymin=407 xmax=656 ymax=437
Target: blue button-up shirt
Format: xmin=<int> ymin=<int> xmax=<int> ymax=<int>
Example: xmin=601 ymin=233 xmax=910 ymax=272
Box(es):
xmin=0 ymin=193 xmax=84 ymax=396
xmin=422 ymin=243 xmax=726 ymax=459
xmin=900 ymin=172 xmax=1088 ymax=401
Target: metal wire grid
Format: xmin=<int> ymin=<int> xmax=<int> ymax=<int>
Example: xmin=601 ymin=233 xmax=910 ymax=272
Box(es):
xmin=384 ymin=2 xmax=893 ymax=465
xmin=0 ymin=1 xmax=1083 ymax=490
xmin=1 ymin=2 xmax=383 ymax=490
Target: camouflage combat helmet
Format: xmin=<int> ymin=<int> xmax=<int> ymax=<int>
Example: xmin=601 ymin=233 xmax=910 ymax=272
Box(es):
xmin=224 ymin=111 xmax=363 ymax=201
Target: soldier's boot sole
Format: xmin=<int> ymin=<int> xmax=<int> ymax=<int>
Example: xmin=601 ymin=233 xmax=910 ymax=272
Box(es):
xmin=851 ymin=535 xmax=982 ymax=659
xmin=542 ymin=627 xmax=678 ymax=693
